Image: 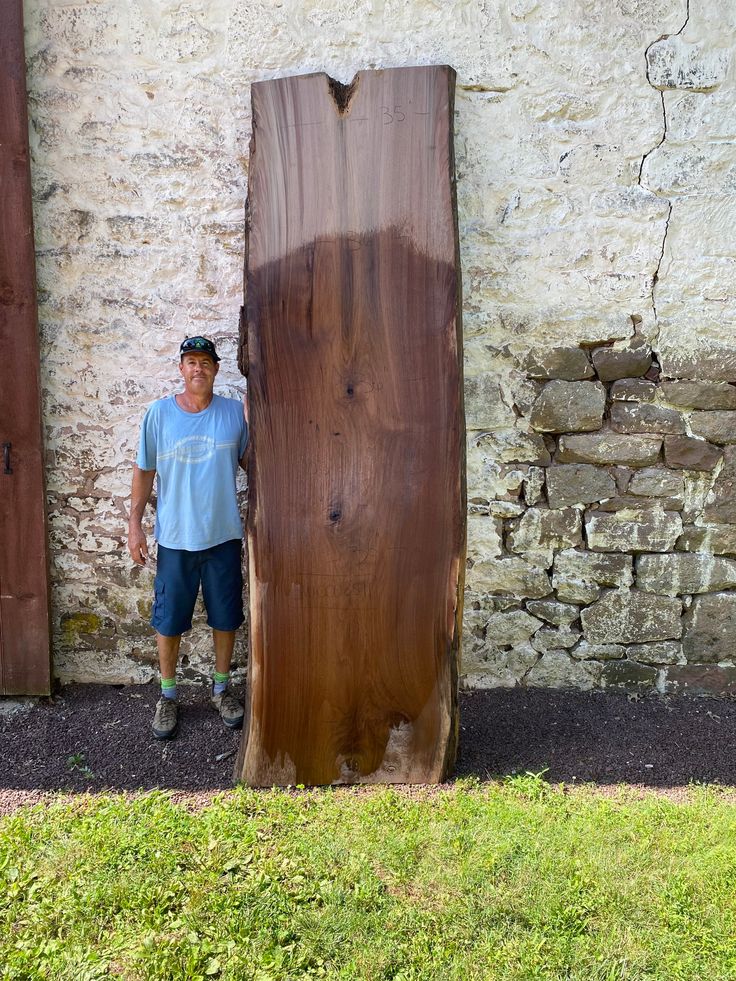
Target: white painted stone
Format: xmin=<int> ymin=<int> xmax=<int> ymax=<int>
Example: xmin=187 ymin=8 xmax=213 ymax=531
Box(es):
xmin=461 ymin=644 xmax=539 ymax=690
xmin=529 ymin=380 xmax=606 ymax=433
xmin=643 ymin=143 xmax=736 ymax=199
xmin=525 ymin=651 xmax=602 ymax=690
xmin=484 ymin=610 xmax=544 ymax=646
xmin=464 ymin=338 xmax=517 ymax=431
xmin=627 ymin=468 xmax=684 ymax=498
xmin=585 ymin=509 xmax=683 ymax=552
xmin=466 ymin=558 xmax=552 ymax=599
xmin=530 ymin=627 xmax=581 ymax=653
xmin=54 ymin=649 xmax=157 ymax=686
xmin=682 ymin=592 xmax=736 ymax=662
xmin=666 ymin=88 xmax=736 ymax=142
xmin=488 ymin=501 xmax=527 ymax=519
xmin=467 ymin=460 xmax=525 ymax=505
xmin=682 ymin=472 xmax=720 ymax=522
xmin=581 ymin=590 xmax=683 ymax=644
xmin=677 ymin=524 xmax=736 ymax=556
xmin=553 ymin=549 xmax=634 ymax=589
xmin=466 ymin=515 xmax=504 ymax=562
xmin=636 ymin=553 xmax=736 ymax=595
xmin=646 ymin=36 xmax=730 ymax=92
xmin=467 ymin=433 xmax=551 ymax=503
xmin=552 ymin=546 xmax=637 ymax=604
xmin=554 ymin=580 xmax=601 ymax=605
xmin=507 ymin=507 xmax=582 ymax=563
xmin=523 ymin=467 xmax=546 ymax=506
xmin=571 ymin=641 xmax=625 ymax=661
xmin=462 ymin=608 xmax=492 ymax=664
xmin=525 ymin=600 xmax=580 ymax=626
xmin=464 ymin=373 xmax=512 ymax=431
xmin=557 ymin=434 xmax=662 ymax=468
xmin=625 ymin=641 xmax=685 ymax=665
xmin=523 ymin=347 xmax=594 ymax=381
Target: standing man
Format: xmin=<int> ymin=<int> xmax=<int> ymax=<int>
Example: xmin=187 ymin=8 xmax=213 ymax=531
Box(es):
xmin=127 ymin=336 xmax=249 ymax=740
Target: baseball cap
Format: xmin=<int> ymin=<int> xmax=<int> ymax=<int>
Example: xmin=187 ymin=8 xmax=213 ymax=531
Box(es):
xmin=179 ymin=336 xmax=220 ymax=362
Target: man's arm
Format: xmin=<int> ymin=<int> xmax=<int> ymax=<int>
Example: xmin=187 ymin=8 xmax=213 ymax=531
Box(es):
xmin=239 ymin=392 xmax=250 ymax=471
xmin=127 ymin=464 xmax=156 ymax=565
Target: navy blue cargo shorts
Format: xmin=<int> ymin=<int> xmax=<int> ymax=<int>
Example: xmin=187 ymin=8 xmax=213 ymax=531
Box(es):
xmin=151 ymin=539 xmax=244 ymax=637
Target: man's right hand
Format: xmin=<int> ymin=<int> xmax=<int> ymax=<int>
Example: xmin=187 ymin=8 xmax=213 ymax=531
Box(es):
xmin=128 ymin=524 xmax=149 ymax=566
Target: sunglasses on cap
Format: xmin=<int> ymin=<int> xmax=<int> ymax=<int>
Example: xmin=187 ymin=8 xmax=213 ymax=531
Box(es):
xmin=179 ymin=336 xmax=220 ymax=362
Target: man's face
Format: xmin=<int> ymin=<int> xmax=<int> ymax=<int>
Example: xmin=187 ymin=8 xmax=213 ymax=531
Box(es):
xmin=179 ymin=351 xmax=219 ymax=393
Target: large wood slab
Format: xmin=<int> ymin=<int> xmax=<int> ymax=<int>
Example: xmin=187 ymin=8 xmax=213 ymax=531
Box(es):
xmin=235 ymin=67 xmax=465 ymax=786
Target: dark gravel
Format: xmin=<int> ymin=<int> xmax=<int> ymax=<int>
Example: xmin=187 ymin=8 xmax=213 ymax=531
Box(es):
xmin=458 ymin=688 xmax=736 ymax=788
xmin=1 ymin=684 xmax=736 ymax=815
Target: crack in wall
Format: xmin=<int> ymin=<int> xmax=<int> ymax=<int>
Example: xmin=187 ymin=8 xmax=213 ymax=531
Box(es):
xmin=638 ymin=0 xmax=690 ymax=343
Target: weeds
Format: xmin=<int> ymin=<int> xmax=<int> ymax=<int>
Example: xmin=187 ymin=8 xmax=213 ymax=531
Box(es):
xmin=66 ymin=752 xmax=94 ymax=780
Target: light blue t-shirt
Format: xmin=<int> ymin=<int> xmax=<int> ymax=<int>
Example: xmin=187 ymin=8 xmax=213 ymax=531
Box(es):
xmin=136 ymin=394 xmax=249 ymax=551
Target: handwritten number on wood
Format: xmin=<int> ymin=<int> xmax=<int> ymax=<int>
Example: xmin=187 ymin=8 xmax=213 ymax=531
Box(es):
xmin=381 ymin=105 xmax=406 ymax=124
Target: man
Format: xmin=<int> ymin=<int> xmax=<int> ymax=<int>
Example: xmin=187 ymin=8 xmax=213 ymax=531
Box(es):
xmin=127 ymin=336 xmax=249 ymax=740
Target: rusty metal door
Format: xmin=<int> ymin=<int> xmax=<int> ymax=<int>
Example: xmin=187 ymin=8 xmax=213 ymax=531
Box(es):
xmin=0 ymin=0 xmax=52 ymax=695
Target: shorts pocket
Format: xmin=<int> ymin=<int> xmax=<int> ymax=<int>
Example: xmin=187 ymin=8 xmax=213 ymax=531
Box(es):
xmin=152 ymin=575 xmax=166 ymax=623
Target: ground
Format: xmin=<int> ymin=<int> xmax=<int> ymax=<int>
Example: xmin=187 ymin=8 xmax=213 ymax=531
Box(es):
xmin=1 ymin=684 xmax=735 ymax=815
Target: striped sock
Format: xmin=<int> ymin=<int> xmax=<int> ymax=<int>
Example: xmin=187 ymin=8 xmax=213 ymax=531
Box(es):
xmin=161 ymin=677 xmax=177 ymax=701
xmin=213 ymin=670 xmax=229 ymax=696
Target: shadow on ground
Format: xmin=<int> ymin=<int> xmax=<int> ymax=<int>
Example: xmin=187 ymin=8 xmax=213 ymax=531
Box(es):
xmin=1 ymin=684 xmax=735 ymax=797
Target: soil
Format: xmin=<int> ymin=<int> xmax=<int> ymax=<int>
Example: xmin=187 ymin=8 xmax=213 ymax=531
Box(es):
xmin=2 ymin=683 xmax=736 ymax=816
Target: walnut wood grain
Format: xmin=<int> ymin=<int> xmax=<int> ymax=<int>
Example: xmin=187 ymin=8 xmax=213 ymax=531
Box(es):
xmin=235 ymin=67 xmax=465 ymax=786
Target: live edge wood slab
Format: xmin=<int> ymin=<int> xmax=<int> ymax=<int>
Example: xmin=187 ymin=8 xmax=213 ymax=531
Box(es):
xmin=235 ymin=66 xmax=465 ymax=787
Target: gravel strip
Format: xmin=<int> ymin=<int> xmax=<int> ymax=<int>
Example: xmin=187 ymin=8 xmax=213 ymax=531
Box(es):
xmin=1 ymin=684 xmax=735 ymax=816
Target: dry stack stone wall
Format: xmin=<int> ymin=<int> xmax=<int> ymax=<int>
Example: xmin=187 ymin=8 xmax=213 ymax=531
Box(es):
xmin=463 ymin=337 xmax=736 ymax=696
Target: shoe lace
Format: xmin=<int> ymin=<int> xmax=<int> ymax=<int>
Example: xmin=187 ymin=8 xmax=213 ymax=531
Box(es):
xmin=220 ymin=689 xmax=240 ymax=710
xmin=158 ymin=698 xmax=177 ymax=721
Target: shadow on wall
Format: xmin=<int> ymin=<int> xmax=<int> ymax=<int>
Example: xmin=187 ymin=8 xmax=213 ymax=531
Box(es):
xmin=1 ymin=685 xmax=735 ymax=793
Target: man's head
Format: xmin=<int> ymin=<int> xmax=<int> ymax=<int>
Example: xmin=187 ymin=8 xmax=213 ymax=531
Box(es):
xmin=179 ymin=336 xmax=220 ymax=393
xmin=179 ymin=336 xmax=220 ymax=363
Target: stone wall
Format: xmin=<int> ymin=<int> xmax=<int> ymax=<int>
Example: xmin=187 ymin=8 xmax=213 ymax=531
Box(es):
xmin=21 ymin=0 xmax=736 ymax=692
xmin=464 ymin=340 xmax=736 ymax=695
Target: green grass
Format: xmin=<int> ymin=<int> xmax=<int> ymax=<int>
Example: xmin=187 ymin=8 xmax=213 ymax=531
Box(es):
xmin=2 ymin=776 xmax=736 ymax=980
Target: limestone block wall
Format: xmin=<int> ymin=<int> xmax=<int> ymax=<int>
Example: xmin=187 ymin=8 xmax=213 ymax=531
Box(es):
xmin=21 ymin=0 xmax=736 ymax=692
xmin=465 ymin=340 xmax=736 ymax=695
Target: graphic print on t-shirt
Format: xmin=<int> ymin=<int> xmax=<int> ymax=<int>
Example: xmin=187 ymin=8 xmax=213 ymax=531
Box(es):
xmin=159 ymin=435 xmax=216 ymax=464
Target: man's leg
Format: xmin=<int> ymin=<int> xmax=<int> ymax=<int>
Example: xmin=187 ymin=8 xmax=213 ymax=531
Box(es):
xmin=151 ymin=632 xmax=182 ymax=739
xmin=211 ymin=629 xmax=243 ymax=728
xmin=150 ymin=545 xmax=200 ymax=739
xmin=157 ymin=632 xmax=182 ymax=680
xmin=212 ymin=628 xmax=236 ymax=675
xmin=201 ymin=540 xmax=245 ymax=729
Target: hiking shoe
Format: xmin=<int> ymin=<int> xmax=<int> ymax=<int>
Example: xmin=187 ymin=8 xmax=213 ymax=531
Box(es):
xmin=152 ymin=697 xmax=179 ymax=740
xmin=210 ymin=686 xmax=244 ymax=729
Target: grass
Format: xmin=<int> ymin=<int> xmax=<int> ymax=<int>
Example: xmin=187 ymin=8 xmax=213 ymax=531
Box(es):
xmin=2 ymin=775 xmax=736 ymax=980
